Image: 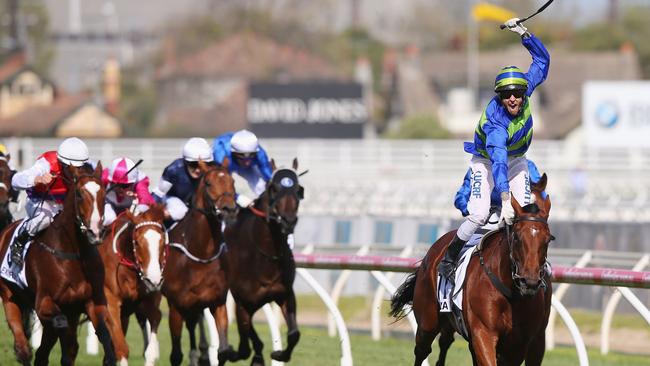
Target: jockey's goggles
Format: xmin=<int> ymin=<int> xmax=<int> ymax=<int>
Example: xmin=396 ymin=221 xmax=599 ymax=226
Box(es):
xmin=185 ymin=161 xmax=201 ymax=170
xmin=499 ymin=89 xmax=525 ymax=99
xmin=233 ymin=152 xmax=256 ymax=160
xmin=112 ymin=183 xmax=135 ymax=191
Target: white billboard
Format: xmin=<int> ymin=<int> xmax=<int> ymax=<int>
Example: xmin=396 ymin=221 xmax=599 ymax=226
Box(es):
xmin=583 ymin=81 xmax=650 ymax=147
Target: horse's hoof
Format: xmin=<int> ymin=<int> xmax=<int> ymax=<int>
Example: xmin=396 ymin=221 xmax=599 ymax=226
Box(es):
xmin=251 ymin=354 xmax=265 ymax=366
xmin=170 ymin=351 xmax=183 ymax=366
xmin=189 ymin=349 xmax=200 ymax=366
xmin=14 ymin=344 xmax=32 ymax=365
xmin=218 ymin=345 xmax=238 ymax=362
xmin=270 ymin=350 xmax=291 ymax=362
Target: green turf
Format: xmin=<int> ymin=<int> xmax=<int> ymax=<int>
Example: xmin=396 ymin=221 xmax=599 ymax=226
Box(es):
xmin=0 ymin=299 xmax=648 ymax=365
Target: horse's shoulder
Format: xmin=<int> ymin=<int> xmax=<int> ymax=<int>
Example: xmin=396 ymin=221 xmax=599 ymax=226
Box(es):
xmin=476 ymin=229 xmax=503 ymax=251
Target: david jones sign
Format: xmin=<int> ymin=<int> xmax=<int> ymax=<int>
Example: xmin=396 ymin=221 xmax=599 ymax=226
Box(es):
xmin=248 ymin=82 xmax=368 ymax=138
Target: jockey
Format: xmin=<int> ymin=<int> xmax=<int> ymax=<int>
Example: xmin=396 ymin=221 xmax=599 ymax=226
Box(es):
xmin=102 ymin=157 xmax=156 ymax=226
xmin=439 ymin=19 xmax=550 ymax=283
xmin=9 ymin=137 xmax=91 ymax=268
xmin=212 ymin=129 xmax=272 ymax=208
xmin=213 ymin=130 xmax=297 ymax=249
xmin=152 ymin=137 xmax=213 ymax=222
xmin=454 ymin=159 xmax=543 ymax=218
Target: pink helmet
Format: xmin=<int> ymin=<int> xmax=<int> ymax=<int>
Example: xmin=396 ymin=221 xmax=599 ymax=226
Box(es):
xmin=107 ymin=157 xmax=138 ymax=184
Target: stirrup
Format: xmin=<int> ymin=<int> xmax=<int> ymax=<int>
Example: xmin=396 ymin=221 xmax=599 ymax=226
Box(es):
xmin=438 ymin=260 xmax=456 ymax=282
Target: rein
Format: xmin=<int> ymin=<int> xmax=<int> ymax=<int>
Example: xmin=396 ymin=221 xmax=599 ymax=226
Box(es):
xmin=477 ymin=215 xmax=550 ymax=300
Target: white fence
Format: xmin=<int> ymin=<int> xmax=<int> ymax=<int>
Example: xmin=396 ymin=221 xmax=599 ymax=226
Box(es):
xmin=4 ymin=137 xmax=650 ymax=221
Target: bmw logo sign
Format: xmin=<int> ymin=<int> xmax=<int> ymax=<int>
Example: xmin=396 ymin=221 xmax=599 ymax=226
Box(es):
xmin=594 ymin=102 xmax=619 ymax=128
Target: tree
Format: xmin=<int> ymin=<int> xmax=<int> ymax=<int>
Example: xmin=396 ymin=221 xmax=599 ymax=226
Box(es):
xmin=384 ymin=113 xmax=451 ymax=139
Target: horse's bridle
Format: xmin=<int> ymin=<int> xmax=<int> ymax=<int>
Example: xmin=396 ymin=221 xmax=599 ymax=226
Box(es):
xmin=506 ymin=215 xmax=553 ymax=295
xmin=192 ymin=167 xmax=235 ymax=220
xmin=113 ymin=219 xmax=168 ymax=293
xmin=254 ymin=171 xmax=304 ymax=234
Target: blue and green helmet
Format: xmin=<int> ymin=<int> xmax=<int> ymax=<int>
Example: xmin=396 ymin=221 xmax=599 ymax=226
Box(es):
xmin=494 ymin=66 xmax=528 ymax=92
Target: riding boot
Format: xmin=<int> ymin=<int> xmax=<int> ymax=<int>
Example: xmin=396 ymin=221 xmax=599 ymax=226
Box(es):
xmin=10 ymin=230 xmax=32 ymax=270
xmin=438 ymin=235 xmax=467 ymax=283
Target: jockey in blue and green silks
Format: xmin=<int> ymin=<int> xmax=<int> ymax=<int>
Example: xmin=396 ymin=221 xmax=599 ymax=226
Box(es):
xmin=439 ymin=18 xmax=550 ymax=283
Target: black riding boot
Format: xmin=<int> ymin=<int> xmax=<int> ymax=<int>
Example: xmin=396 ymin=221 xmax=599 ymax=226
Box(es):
xmin=438 ymin=235 xmax=467 ymax=283
xmin=10 ymin=230 xmax=32 ymax=269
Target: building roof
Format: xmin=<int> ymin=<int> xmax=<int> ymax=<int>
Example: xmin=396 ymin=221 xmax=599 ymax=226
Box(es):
xmin=417 ymin=45 xmax=641 ymax=138
xmin=157 ymin=32 xmax=343 ymax=81
xmin=0 ymin=93 xmax=91 ymax=136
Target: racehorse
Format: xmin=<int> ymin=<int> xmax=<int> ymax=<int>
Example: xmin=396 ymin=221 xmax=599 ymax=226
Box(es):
xmin=0 ymin=154 xmax=15 ymax=231
xmin=161 ymin=159 xmax=239 ymax=366
xmin=0 ymin=162 xmax=116 ymax=366
xmin=224 ymin=158 xmax=304 ymax=366
xmin=390 ymin=174 xmax=553 ymax=366
xmin=99 ymin=203 xmax=167 ymax=365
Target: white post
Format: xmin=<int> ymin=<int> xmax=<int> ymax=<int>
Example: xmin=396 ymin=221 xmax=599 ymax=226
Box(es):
xmin=600 ymin=255 xmax=649 ymax=354
xmin=262 ymin=304 xmax=284 ymax=366
xmin=551 ymin=296 xmax=589 ymax=366
xmin=547 ymin=251 xmax=592 ymax=350
xmin=328 ymin=245 xmax=370 ymax=336
xmin=86 ymin=322 xmax=99 ymax=355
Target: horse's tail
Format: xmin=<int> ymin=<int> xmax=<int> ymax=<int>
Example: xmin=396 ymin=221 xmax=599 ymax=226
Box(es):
xmin=389 ymin=270 xmax=418 ymax=321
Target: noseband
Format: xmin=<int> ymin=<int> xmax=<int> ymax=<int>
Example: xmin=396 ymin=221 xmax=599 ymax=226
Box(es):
xmin=506 ymin=215 xmax=551 ymax=295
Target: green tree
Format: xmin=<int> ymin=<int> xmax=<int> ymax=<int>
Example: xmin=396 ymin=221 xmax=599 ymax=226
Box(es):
xmin=384 ymin=113 xmax=451 ymax=139
xmin=119 ymin=71 xmax=157 ymax=137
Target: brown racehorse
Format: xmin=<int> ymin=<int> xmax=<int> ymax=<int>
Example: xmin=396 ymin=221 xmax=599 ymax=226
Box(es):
xmin=0 ymin=162 xmax=116 ymax=366
xmin=99 ymin=203 xmax=167 ymax=365
xmin=224 ymin=159 xmax=304 ymax=366
xmin=390 ymin=174 xmax=553 ymax=366
xmin=161 ymin=159 xmax=239 ymax=366
xmin=0 ymin=154 xmax=16 ymax=231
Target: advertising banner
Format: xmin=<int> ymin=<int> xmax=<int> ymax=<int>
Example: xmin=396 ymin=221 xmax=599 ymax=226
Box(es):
xmin=583 ymin=81 xmax=650 ymax=147
xmin=248 ymin=82 xmax=367 ymax=138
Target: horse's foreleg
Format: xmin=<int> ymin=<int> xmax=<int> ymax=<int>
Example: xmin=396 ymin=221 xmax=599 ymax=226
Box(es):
xmin=168 ymin=302 xmax=184 ymax=366
xmin=212 ymin=302 xmax=237 ymax=365
xmin=135 ymin=309 xmax=150 ymax=348
xmin=233 ymin=303 xmax=253 ymax=361
xmin=271 ymin=292 xmax=300 ymax=362
xmin=140 ymin=295 xmax=162 ymax=366
xmin=525 ymin=330 xmax=546 ymax=366
xmin=197 ymin=314 xmax=211 ymax=366
xmin=105 ymin=291 xmax=130 ymax=365
xmin=435 ymin=322 xmax=455 ymax=366
xmin=85 ymin=300 xmax=117 ymax=366
xmin=249 ymin=322 xmax=265 ymax=366
xmin=33 ymin=323 xmax=58 ymax=366
xmin=58 ymin=312 xmax=80 ymax=366
xmin=185 ymin=314 xmax=200 ymax=366
xmin=468 ymin=326 xmax=498 ymax=366
xmin=2 ymin=298 xmax=32 ymax=365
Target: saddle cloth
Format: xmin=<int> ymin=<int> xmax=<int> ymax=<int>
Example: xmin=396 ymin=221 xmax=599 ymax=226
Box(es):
xmin=0 ymin=221 xmax=32 ymax=289
xmin=437 ymin=229 xmax=500 ymax=312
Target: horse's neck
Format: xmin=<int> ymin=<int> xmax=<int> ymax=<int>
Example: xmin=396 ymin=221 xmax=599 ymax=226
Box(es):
xmin=180 ymin=209 xmax=223 ymax=255
xmin=484 ymin=231 xmax=513 ymax=283
xmin=113 ymin=218 xmax=134 ymax=257
xmin=45 ymin=196 xmax=80 ymax=250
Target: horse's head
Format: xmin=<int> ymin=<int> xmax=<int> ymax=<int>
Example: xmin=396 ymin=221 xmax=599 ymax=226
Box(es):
xmin=264 ymin=158 xmax=304 ymax=234
xmin=125 ymin=204 xmax=167 ymax=293
xmin=196 ymin=159 xmax=238 ymax=224
xmin=0 ymin=155 xmax=13 ymax=215
xmin=508 ymin=173 xmax=554 ymax=296
xmin=63 ymin=162 xmax=105 ymax=246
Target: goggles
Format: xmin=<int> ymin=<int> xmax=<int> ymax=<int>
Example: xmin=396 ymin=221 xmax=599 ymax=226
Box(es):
xmin=499 ymin=89 xmax=526 ymax=99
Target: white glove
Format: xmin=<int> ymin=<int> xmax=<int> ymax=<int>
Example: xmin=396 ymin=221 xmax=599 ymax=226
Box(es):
xmin=499 ymin=193 xmax=515 ymax=226
xmin=504 ymin=17 xmax=528 ymax=36
xmin=236 ymin=194 xmax=254 ymax=208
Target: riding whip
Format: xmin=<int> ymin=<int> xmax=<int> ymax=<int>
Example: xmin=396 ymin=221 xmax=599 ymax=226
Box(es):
xmin=499 ymin=0 xmax=554 ymax=29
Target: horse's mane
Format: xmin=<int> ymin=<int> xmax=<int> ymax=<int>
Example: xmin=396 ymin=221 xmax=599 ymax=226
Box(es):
xmin=521 ymin=203 xmax=540 ymax=214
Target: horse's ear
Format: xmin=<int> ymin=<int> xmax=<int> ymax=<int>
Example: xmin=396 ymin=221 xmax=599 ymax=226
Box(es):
xmin=221 ymin=157 xmax=230 ymax=169
xmin=542 ymin=194 xmax=552 ymax=217
xmin=94 ymin=161 xmax=103 ymax=180
xmin=5 ymin=154 xmax=10 ymax=162
xmin=270 ymin=159 xmax=277 ymax=172
xmin=511 ymin=194 xmax=524 ymax=216
xmin=292 ymin=157 xmax=298 ymax=171
xmin=531 ymin=173 xmax=547 ymax=194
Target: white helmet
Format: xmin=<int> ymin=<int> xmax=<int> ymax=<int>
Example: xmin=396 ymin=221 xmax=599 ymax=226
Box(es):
xmin=182 ymin=137 xmax=213 ymax=162
xmin=107 ymin=157 xmax=138 ymax=184
xmin=57 ymin=137 xmax=89 ymax=167
xmin=230 ymin=130 xmax=259 ymax=154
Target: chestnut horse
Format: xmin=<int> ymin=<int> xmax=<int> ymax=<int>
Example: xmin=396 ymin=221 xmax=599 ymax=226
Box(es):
xmin=391 ymin=174 xmax=553 ymax=366
xmin=99 ymin=203 xmax=167 ymax=365
xmin=0 ymin=155 xmax=16 ymax=231
xmin=224 ymin=159 xmax=304 ymax=366
xmin=161 ymin=160 xmax=238 ymax=366
xmin=0 ymin=162 xmax=115 ymax=366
